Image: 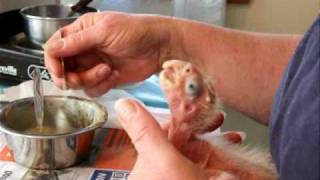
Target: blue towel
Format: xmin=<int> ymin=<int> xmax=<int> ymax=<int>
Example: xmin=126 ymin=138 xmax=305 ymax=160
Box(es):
xmin=0 ymin=76 xmax=168 ymax=108
xmin=124 ymin=75 xmax=168 ymax=108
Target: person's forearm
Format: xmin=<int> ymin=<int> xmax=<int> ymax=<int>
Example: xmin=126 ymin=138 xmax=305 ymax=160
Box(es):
xmin=168 ymin=19 xmax=301 ymax=124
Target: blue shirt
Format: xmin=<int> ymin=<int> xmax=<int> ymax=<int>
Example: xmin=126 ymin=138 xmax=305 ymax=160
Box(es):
xmin=270 ymin=15 xmax=320 ymax=180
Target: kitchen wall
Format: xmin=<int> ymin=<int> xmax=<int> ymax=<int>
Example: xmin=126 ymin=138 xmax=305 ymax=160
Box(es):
xmin=221 ymin=0 xmax=319 ymax=148
xmin=226 ymin=0 xmax=320 ymax=33
xmin=62 ymin=0 xmax=226 ymax=26
xmin=62 ymin=0 xmax=320 ymax=34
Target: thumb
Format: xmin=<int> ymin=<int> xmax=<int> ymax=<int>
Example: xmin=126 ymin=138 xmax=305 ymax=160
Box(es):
xmin=115 ymin=99 xmax=175 ymax=156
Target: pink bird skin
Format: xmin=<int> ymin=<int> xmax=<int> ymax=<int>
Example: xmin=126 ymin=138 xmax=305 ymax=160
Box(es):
xmin=159 ymin=60 xmax=277 ymax=180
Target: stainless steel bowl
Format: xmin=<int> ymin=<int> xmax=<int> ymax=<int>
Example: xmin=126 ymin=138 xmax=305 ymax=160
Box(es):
xmin=0 ymin=96 xmax=107 ymax=170
xmin=20 ymin=4 xmax=98 ymax=45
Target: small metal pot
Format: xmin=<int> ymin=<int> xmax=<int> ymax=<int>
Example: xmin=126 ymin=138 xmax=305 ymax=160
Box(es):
xmin=20 ymin=4 xmax=98 ymax=45
xmin=0 ymin=96 xmax=107 ymax=170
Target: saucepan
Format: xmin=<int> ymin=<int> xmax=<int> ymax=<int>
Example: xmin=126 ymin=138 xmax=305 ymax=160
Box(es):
xmin=0 ymin=96 xmax=107 ymax=169
xmin=20 ymin=2 xmax=98 ymax=45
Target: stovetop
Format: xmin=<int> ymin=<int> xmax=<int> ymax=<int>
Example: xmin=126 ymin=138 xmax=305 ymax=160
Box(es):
xmin=9 ymin=33 xmax=44 ymax=55
xmin=0 ymin=33 xmax=51 ymax=84
xmin=0 ymin=9 xmax=51 ymax=84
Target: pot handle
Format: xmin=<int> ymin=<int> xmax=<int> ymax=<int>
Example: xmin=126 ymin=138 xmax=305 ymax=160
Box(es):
xmin=71 ymin=0 xmax=94 ymax=12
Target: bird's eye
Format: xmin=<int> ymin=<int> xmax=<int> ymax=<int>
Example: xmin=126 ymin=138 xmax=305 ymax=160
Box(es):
xmin=185 ymin=79 xmax=202 ymax=98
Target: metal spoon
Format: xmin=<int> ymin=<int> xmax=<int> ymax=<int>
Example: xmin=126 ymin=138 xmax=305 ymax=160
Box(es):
xmin=59 ymin=30 xmax=68 ymax=90
xmin=33 ymin=68 xmax=44 ymax=131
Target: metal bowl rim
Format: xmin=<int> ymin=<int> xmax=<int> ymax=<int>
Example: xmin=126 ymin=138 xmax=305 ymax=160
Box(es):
xmin=19 ymin=4 xmax=99 ymax=21
xmin=0 ymin=95 xmax=107 ymax=139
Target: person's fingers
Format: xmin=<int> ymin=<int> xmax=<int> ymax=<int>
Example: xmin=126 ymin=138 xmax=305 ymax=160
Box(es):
xmin=66 ymin=63 xmax=112 ymax=89
xmin=62 ymin=12 xmax=106 ymax=36
xmin=50 ymin=63 xmax=113 ymax=90
xmin=61 ymin=16 xmax=87 ymax=36
xmin=43 ymin=13 xmax=93 ymax=77
xmin=221 ymin=131 xmax=246 ymax=144
xmin=72 ymin=52 xmax=106 ymax=72
xmin=50 ymin=74 xmax=64 ymax=89
xmin=116 ymin=99 xmax=211 ymax=180
xmin=84 ymin=70 xmax=119 ymax=97
xmin=43 ymin=19 xmax=106 ymax=77
xmin=45 ymin=24 xmax=104 ymax=57
xmin=115 ymin=99 xmax=176 ymax=156
xmin=44 ymin=46 xmax=64 ymax=77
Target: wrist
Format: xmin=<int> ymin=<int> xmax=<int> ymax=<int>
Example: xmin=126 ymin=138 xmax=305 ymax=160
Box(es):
xmin=153 ymin=16 xmax=188 ymax=68
xmin=164 ymin=17 xmax=220 ymax=70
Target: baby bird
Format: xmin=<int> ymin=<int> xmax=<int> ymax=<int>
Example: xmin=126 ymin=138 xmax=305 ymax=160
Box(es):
xmin=159 ymin=60 xmax=225 ymax=147
xmin=159 ymin=60 xmax=277 ymax=180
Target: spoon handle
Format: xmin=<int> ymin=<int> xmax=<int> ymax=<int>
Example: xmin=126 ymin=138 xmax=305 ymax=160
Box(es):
xmin=60 ymin=30 xmax=68 ymax=90
xmin=33 ymin=68 xmax=44 ymax=130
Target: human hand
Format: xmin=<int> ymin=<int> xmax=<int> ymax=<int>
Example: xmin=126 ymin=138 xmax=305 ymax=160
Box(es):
xmin=44 ymin=12 xmax=178 ymax=97
xmin=115 ymin=98 xmax=210 ymax=180
xmin=115 ymin=98 xmax=249 ymax=180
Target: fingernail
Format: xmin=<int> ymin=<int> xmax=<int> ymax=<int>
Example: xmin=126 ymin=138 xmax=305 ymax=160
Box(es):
xmin=97 ymin=65 xmax=110 ymax=78
xmin=46 ymin=39 xmax=64 ymax=50
xmin=115 ymin=99 xmax=136 ymax=123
